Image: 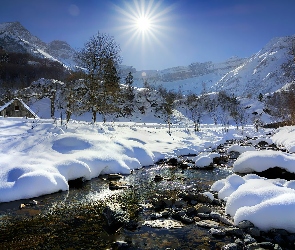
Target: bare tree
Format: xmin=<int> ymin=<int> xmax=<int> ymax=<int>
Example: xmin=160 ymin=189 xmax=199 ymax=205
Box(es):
xmin=184 ymin=92 xmax=203 ymax=132
xmin=265 ymin=83 xmax=295 ymax=125
xmin=157 ymin=86 xmax=177 ymax=134
xmin=122 ymin=72 xmax=135 ymax=117
xmin=75 ymin=32 xmax=122 ymax=123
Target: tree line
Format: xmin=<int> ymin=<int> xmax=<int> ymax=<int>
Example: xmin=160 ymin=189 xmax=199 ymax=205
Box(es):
xmin=2 ymin=30 xmax=295 ymax=131
xmin=0 ymin=31 xmax=256 ymax=131
xmin=0 ymin=46 xmax=68 ymax=104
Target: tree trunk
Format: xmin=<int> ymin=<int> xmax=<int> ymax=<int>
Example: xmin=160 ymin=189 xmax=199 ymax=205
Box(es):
xmin=92 ymin=109 xmax=97 ymax=123
xmin=50 ymin=95 xmax=55 ymax=118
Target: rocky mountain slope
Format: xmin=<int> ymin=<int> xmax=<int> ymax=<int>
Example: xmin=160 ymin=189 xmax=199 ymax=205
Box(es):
xmin=213 ymin=36 xmax=295 ymax=97
xmin=125 ymin=35 xmax=295 ymax=97
xmin=0 ymin=21 xmax=294 ymax=97
xmin=0 ymin=22 xmax=76 ymax=67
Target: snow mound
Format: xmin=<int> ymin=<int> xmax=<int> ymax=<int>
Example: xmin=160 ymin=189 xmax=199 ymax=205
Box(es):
xmin=212 ymin=174 xmax=295 ymax=233
xmin=272 ymin=126 xmax=295 ymax=152
xmin=194 ymin=152 xmax=220 ymax=168
xmin=0 ymin=170 xmax=68 ymax=202
xmin=195 ymin=156 xmax=213 ymax=168
xmin=56 ymin=160 xmax=92 ymax=181
xmin=233 ymin=150 xmax=295 ymax=173
xmin=202 ymin=191 xmax=214 ymax=201
xmin=211 ymin=174 xmax=246 ymax=200
xmin=227 ymin=144 xmax=256 ymax=153
xmin=127 ymin=145 xmax=154 ymax=166
xmin=52 ymin=136 xmax=91 ymax=154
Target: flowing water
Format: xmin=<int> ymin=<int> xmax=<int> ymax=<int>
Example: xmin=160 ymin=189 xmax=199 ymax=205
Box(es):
xmin=0 ymin=164 xmax=233 ymax=249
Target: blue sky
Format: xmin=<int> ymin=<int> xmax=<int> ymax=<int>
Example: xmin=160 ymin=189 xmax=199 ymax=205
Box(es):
xmin=1 ymin=0 xmax=295 ymax=70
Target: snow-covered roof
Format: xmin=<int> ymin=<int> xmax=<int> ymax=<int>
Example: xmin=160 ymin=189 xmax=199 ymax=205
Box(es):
xmin=0 ymin=98 xmax=39 ymax=118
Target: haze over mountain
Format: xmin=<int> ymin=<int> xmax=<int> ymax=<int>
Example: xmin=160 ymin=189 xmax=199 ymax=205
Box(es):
xmin=0 ymin=21 xmax=294 ymax=98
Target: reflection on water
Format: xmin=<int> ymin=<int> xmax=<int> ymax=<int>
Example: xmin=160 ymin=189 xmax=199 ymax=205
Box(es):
xmin=0 ymin=164 xmax=233 ymax=249
xmin=0 ymin=165 xmax=232 ymax=217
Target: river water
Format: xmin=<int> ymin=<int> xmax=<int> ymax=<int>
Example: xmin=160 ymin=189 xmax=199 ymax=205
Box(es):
xmin=0 ymin=164 xmax=233 ymax=249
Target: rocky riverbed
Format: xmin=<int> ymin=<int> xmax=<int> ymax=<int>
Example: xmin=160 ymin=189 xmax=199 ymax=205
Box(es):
xmin=1 ymin=137 xmax=295 ymax=249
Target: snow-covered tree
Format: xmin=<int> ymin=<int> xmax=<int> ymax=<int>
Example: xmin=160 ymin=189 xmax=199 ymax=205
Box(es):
xmin=157 ymin=86 xmax=177 ymax=134
xmin=75 ymin=31 xmax=122 ymax=123
xmin=184 ymin=92 xmax=204 ymax=132
xmin=266 ymin=83 xmax=295 ymax=125
xmin=28 ymin=78 xmax=64 ymax=118
xmin=122 ymin=72 xmax=135 ymax=117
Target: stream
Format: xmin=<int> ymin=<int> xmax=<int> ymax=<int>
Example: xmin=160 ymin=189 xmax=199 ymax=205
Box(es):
xmin=0 ymin=163 xmax=233 ymax=249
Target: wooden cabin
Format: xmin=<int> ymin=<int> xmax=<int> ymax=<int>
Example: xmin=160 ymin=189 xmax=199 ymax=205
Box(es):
xmin=0 ymin=98 xmax=38 ymax=118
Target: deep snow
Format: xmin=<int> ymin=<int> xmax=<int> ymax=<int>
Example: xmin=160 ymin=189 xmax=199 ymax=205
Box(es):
xmin=1 ymin=116 xmax=295 ymax=234
xmin=211 ymin=174 xmax=295 ymax=233
xmin=0 ymin=116 xmax=253 ymax=203
xmin=210 ymin=126 xmax=295 ymax=233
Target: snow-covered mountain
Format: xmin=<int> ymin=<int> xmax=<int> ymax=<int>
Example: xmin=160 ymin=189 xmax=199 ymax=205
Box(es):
xmin=123 ymin=35 xmax=294 ymax=97
xmin=212 ymin=36 xmax=295 ymax=97
xmin=45 ymin=40 xmax=76 ymax=67
xmin=128 ymin=57 xmax=248 ymax=95
xmin=126 ymin=36 xmax=295 ymax=97
xmin=0 ymin=22 xmax=76 ymax=67
xmin=1 ymin=21 xmax=295 ymax=97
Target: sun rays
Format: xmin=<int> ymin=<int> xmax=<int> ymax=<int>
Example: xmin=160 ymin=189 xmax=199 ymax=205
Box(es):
xmin=113 ymin=0 xmax=176 ymax=54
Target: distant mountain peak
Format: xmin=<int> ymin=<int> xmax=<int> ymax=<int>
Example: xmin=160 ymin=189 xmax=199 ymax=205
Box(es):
xmin=0 ymin=21 xmax=45 ymax=47
xmin=0 ymin=21 xmax=76 ymax=67
xmin=46 ymin=40 xmax=76 ymax=65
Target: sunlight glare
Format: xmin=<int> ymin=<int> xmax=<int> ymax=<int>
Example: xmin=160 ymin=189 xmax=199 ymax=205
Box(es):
xmin=136 ymin=16 xmax=151 ymax=31
xmin=112 ymin=0 xmax=177 ymax=69
xmin=114 ymin=0 xmax=175 ymax=43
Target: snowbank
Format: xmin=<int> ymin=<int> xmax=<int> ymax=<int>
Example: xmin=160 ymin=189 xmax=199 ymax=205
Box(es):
xmin=211 ymin=125 xmax=295 ymax=233
xmin=194 ymin=152 xmax=220 ymax=168
xmin=0 ymin=117 xmax=251 ymax=202
xmin=0 ymin=118 xmax=157 ymax=202
xmin=272 ymin=126 xmax=295 ymax=152
xmin=3 ymin=116 xmax=294 ymax=203
xmin=227 ymin=144 xmax=256 ymax=154
xmin=212 ymin=174 xmax=295 ymax=233
xmin=233 ymin=150 xmax=295 ymax=173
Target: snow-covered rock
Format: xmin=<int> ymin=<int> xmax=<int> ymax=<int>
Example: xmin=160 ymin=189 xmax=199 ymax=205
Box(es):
xmin=227 ymin=144 xmax=256 ymax=154
xmin=212 ymin=174 xmax=295 ymax=233
xmin=272 ymin=126 xmax=295 ymax=153
xmin=233 ymin=150 xmax=295 ymax=174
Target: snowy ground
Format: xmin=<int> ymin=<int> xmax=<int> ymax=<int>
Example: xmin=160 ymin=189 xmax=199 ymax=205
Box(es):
xmin=0 ymin=117 xmax=253 ymax=203
xmin=1 ymin=116 xmax=295 ymax=234
xmin=211 ymin=126 xmax=295 ymax=233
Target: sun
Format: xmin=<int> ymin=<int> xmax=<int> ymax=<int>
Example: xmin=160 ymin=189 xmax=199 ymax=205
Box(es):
xmin=113 ymin=0 xmax=175 ymax=40
xmin=136 ymin=16 xmax=151 ymax=31
xmin=112 ymin=0 xmax=176 ymax=69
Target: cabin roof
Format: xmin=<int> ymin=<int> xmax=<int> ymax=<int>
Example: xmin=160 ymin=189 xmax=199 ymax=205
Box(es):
xmin=0 ymin=98 xmax=39 ymax=118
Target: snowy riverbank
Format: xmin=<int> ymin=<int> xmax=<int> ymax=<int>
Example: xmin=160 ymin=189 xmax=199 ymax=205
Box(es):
xmin=0 ymin=117 xmax=253 ymax=203
xmin=2 ymin=117 xmax=295 ymax=236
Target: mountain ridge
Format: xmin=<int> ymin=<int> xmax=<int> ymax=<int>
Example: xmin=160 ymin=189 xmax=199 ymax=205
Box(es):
xmin=0 ymin=21 xmax=294 ymax=97
xmin=0 ymin=21 xmax=75 ymax=67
